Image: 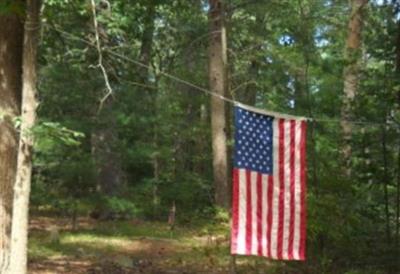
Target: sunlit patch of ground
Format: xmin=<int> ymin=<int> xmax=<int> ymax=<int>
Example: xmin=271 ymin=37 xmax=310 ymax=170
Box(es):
xmin=28 ymin=216 xmax=285 ymax=274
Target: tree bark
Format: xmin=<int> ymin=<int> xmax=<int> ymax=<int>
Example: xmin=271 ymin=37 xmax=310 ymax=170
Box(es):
xmin=235 ymin=14 xmax=263 ymax=106
xmin=382 ymin=125 xmax=391 ymax=243
xmin=294 ymin=67 xmax=307 ymax=111
xmin=208 ymin=0 xmax=229 ymax=209
xmin=394 ymin=3 xmax=400 ymax=249
xmin=90 ymin=2 xmax=126 ymax=219
xmin=396 ymin=141 xmax=400 ymax=249
xmin=91 ymin=108 xmax=124 ymax=198
xmin=340 ymin=0 xmax=367 ymax=177
xmin=8 ymin=1 xmax=41 ymax=273
xmin=237 ymin=59 xmax=257 ymax=105
xmin=137 ymin=0 xmax=159 ymax=216
xmin=0 ymin=10 xmax=23 ymax=273
xmin=138 ymin=1 xmax=156 ymax=82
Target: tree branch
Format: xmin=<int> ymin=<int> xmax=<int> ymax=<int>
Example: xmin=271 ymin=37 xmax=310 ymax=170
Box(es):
xmin=90 ymin=0 xmax=113 ymax=113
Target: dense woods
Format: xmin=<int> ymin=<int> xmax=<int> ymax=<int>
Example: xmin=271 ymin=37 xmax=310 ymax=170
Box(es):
xmin=1 ymin=0 xmax=400 ymax=273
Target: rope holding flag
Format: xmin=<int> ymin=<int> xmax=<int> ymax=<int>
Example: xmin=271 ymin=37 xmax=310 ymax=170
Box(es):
xmin=231 ymin=104 xmax=307 ymax=260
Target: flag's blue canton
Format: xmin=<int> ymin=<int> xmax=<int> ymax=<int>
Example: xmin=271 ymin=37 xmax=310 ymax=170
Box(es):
xmin=234 ymin=106 xmax=274 ymax=174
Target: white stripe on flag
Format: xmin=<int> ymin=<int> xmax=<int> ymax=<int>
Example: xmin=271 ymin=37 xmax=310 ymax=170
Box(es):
xmin=251 ymin=171 xmax=258 ymax=255
xmin=261 ymin=174 xmax=268 ymax=256
xmin=270 ymin=118 xmax=281 ymax=259
xmin=282 ymin=121 xmax=291 ymax=259
xmin=293 ymin=121 xmax=302 ymax=259
xmin=237 ymin=169 xmax=247 ymax=254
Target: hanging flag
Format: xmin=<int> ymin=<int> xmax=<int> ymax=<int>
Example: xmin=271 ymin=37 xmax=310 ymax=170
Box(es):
xmin=231 ymin=104 xmax=307 ymax=260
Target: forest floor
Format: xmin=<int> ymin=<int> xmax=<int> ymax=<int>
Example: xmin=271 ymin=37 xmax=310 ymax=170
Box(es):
xmin=28 ymin=215 xmax=288 ymax=274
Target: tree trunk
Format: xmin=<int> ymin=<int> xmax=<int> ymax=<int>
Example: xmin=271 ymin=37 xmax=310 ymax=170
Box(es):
xmin=0 ymin=10 xmax=24 ymax=273
xmin=194 ymin=104 xmax=209 ymax=175
xmin=294 ymin=67 xmax=307 ymax=112
xmin=178 ymin=24 xmax=202 ymax=175
xmin=92 ymin=113 xmax=123 ymax=198
xmin=8 ymin=1 xmax=41 ymax=273
xmin=138 ymin=1 xmax=156 ymax=82
xmin=235 ymin=14 xmax=262 ymax=106
xmin=138 ymin=1 xmax=159 ymax=217
xmin=396 ymin=141 xmax=400 ymax=249
xmin=382 ymin=125 xmax=391 ymax=243
xmin=340 ymin=0 xmax=367 ymax=177
xmin=237 ymin=59 xmax=257 ymax=105
xmin=208 ymin=0 xmax=229 ymax=209
xmin=90 ymin=3 xmax=126 ymax=219
xmin=394 ymin=4 xmax=400 ymax=252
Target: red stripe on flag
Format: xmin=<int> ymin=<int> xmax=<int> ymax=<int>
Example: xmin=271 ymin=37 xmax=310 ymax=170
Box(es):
xmin=266 ymin=175 xmax=273 ymax=257
xmin=288 ymin=120 xmax=296 ymax=259
xmin=231 ymin=168 xmax=239 ymax=253
xmin=299 ymin=121 xmax=307 ymax=260
xmin=245 ymin=170 xmax=252 ymax=255
xmin=257 ymin=173 xmax=262 ymax=256
xmin=277 ymin=119 xmax=285 ymax=259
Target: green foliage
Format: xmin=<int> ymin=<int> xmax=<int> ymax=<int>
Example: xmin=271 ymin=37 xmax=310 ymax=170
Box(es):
xmin=103 ymin=196 xmax=139 ymax=218
xmin=0 ymin=0 xmax=24 ymax=16
xmin=28 ymin=0 xmax=400 ymax=273
xmin=34 ymin=121 xmax=85 ymax=147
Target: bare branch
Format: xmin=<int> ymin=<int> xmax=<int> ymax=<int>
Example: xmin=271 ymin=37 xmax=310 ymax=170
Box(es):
xmin=90 ymin=0 xmax=113 ymax=113
xmin=231 ymin=80 xmax=257 ymax=93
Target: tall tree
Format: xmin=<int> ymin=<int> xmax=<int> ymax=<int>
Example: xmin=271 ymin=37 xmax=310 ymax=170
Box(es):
xmin=394 ymin=0 xmax=400 ymax=251
xmin=341 ymin=0 xmax=368 ymax=177
xmin=138 ymin=0 xmax=156 ymax=82
xmin=139 ymin=0 xmax=159 ymax=215
xmin=90 ymin=0 xmax=125 ymax=218
xmin=0 ymin=5 xmax=23 ymax=272
xmin=208 ymin=0 xmax=229 ymax=208
xmin=8 ymin=0 xmax=41 ymax=273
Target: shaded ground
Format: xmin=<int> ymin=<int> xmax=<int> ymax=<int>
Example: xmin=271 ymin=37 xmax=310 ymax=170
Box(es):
xmin=27 ymin=217 xmax=392 ymax=274
xmin=29 ymin=216 xmax=282 ymax=274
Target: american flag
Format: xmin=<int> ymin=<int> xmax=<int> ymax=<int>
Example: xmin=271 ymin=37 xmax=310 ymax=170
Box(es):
xmin=231 ymin=104 xmax=307 ymax=260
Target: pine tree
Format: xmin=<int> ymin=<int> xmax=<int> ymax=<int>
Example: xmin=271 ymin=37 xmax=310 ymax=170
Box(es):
xmin=341 ymin=0 xmax=368 ymax=177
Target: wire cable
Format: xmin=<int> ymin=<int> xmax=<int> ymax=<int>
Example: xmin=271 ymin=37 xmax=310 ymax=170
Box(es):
xmin=49 ymin=25 xmax=399 ymax=127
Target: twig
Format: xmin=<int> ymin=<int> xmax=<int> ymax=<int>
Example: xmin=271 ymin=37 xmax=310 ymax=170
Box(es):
xmin=231 ymin=80 xmax=257 ymax=93
xmin=121 ymin=80 xmax=158 ymax=90
xmin=90 ymin=0 xmax=113 ymax=113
